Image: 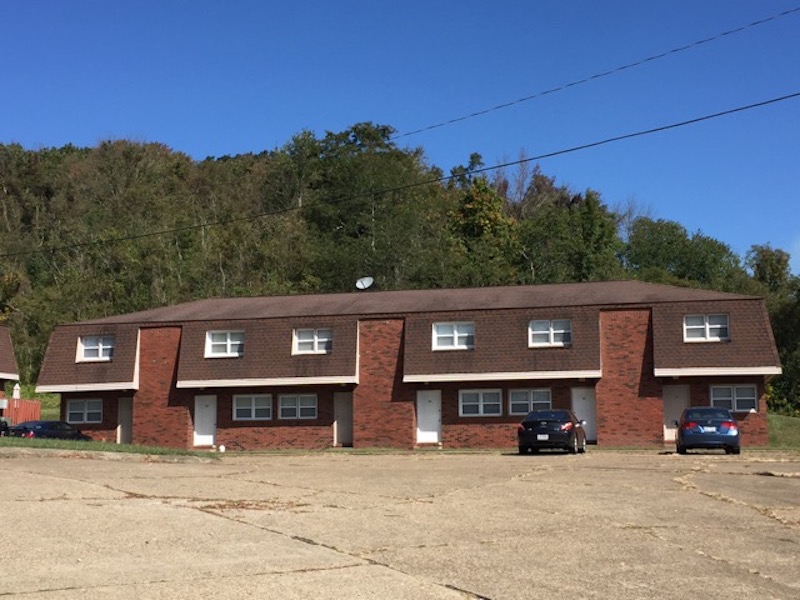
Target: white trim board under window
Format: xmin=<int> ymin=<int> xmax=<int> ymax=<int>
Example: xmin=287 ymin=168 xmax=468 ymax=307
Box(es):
xmin=433 ymin=322 xmax=475 ymax=350
xmin=684 ymin=314 xmax=729 ymax=342
xmin=711 ymin=385 xmax=757 ymax=412
xmin=67 ymin=398 xmax=103 ymax=424
xmin=205 ymin=330 xmax=245 ymax=358
xmin=233 ymin=394 xmax=272 ymax=420
xmin=77 ymin=335 xmax=115 ymax=362
xmin=293 ymin=328 xmax=333 ymax=354
xmin=529 ymin=320 xmax=571 ymax=347
xmin=459 ymin=389 xmax=502 ymax=417
xmin=509 ymin=388 xmax=552 ymax=415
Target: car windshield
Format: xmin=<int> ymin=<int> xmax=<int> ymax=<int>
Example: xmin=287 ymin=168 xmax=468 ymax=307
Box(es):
xmin=525 ymin=410 xmax=570 ymax=421
xmin=685 ymin=409 xmax=731 ymax=420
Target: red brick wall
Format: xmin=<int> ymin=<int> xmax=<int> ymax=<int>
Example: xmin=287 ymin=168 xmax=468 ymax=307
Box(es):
xmin=134 ymin=327 xmax=193 ymax=448
xmin=213 ymin=389 xmax=338 ymax=450
xmin=596 ymin=309 xmax=663 ymax=446
xmin=354 ymin=319 xmax=415 ymax=448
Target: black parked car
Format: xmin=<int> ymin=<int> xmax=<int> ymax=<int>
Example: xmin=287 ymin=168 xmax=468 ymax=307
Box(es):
xmin=518 ymin=409 xmax=587 ymax=454
xmin=675 ymin=407 xmax=740 ymax=455
xmin=7 ymin=420 xmax=91 ymax=441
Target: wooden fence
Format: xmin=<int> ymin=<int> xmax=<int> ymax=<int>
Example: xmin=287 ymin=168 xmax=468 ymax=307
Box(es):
xmin=0 ymin=397 xmax=42 ymax=425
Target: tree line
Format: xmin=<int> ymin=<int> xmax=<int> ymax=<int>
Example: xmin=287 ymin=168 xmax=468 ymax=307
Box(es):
xmin=1 ymin=123 xmax=798 ymax=413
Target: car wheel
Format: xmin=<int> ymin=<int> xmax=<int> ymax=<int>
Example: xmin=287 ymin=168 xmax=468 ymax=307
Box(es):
xmin=569 ymin=435 xmax=579 ymax=454
xmin=578 ymin=436 xmax=587 ymax=454
xmin=732 ymin=447 xmax=741 ymax=455
xmin=677 ymin=444 xmax=687 ymax=455
xmin=518 ymin=446 xmax=528 ymax=455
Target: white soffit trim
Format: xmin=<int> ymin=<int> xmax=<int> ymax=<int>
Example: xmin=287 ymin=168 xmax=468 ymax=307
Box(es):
xmin=36 ymin=381 xmax=138 ymax=393
xmin=403 ymin=370 xmax=602 ymax=383
xmin=654 ymin=366 xmax=783 ymax=377
xmin=0 ymin=371 xmax=18 ymax=380
xmin=177 ymin=375 xmax=359 ymax=389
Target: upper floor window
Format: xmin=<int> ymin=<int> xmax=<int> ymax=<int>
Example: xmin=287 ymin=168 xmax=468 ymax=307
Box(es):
xmin=459 ymin=389 xmax=502 ymax=417
xmin=509 ymin=389 xmax=552 ymax=415
xmin=529 ymin=320 xmax=572 ymax=347
xmin=684 ymin=314 xmax=729 ymax=342
xmin=279 ymin=394 xmax=318 ymax=420
xmin=78 ymin=335 xmax=115 ymax=362
xmin=67 ymin=398 xmax=103 ymax=424
xmin=433 ymin=322 xmax=475 ymax=350
xmin=293 ymin=328 xmax=333 ymax=354
xmin=233 ymin=394 xmax=272 ymax=420
xmin=205 ymin=330 xmax=244 ymax=358
xmin=711 ymin=385 xmax=757 ymax=412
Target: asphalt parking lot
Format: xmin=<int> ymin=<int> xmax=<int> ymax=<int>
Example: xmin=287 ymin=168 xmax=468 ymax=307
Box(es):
xmin=1 ymin=447 xmax=799 ymax=600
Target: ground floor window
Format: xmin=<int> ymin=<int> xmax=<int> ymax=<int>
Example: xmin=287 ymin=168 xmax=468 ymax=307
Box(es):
xmin=459 ymin=389 xmax=502 ymax=417
xmin=711 ymin=385 xmax=757 ymax=412
xmin=233 ymin=394 xmax=272 ymax=420
xmin=67 ymin=399 xmax=103 ymax=424
xmin=279 ymin=394 xmax=318 ymax=419
xmin=509 ymin=388 xmax=552 ymax=415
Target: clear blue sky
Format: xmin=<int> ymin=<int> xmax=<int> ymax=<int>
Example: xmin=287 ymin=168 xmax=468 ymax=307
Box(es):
xmin=3 ymin=1 xmax=799 ymax=274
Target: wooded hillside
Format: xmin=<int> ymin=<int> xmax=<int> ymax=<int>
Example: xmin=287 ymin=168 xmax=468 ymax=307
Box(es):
xmin=1 ymin=123 xmax=798 ymax=413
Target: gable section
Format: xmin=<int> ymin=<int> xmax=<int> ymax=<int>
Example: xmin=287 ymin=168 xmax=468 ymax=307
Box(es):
xmin=36 ymin=324 xmax=140 ymax=392
xmin=176 ymin=317 xmax=358 ymax=388
xmin=0 ymin=325 xmax=19 ymax=381
xmin=403 ymin=307 xmax=601 ymax=382
xmin=652 ymin=299 xmax=781 ymax=375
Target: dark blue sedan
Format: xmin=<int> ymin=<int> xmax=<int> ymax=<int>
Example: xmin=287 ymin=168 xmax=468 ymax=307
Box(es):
xmin=675 ymin=407 xmax=740 ymax=455
xmin=518 ymin=409 xmax=587 ymax=454
xmin=7 ymin=420 xmax=90 ymax=441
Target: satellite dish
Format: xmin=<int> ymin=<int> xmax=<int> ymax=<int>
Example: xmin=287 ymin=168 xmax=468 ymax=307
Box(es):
xmin=355 ymin=276 xmax=374 ymax=290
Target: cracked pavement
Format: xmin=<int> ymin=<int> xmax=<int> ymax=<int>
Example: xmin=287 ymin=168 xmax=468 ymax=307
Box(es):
xmin=1 ymin=448 xmax=798 ymax=599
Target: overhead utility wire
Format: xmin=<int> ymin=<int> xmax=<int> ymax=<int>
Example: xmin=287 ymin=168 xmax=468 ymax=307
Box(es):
xmin=393 ymin=6 xmax=800 ymax=140
xmin=2 ymin=91 xmax=799 ymax=260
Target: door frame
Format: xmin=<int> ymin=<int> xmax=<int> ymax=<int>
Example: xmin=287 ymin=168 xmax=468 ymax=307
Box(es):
xmin=571 ymin=386 xmax=598 ymax=442
xmin=333 ymin=391 xmax=354 ymax=447
xmin=416 ymin=390 xmax=442 ymax=444
xmin=116 ymin=397 xmax=133 ymax=445
xmin=193 ymin=395 xmax=217 ymax=447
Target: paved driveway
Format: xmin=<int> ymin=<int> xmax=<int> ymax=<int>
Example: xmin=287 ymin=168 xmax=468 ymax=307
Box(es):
xmin=1 ymin=448 xmax=799 ymax=599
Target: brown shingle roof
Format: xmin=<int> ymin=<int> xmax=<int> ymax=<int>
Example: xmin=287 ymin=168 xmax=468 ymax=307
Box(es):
xmin=78 ymin=281 xmax=756 ymax=325
xmin=0 ymin=325 xmax=19 ymax=380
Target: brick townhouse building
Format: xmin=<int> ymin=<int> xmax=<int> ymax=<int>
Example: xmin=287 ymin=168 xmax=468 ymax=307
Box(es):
xmin=0 ymin=325 xmax=20 ymax=419
xmin=35 ymin=281 xmax=782 ymax=450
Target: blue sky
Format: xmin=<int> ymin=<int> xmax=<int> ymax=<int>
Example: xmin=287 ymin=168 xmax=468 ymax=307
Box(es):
xmin=3 ymin=1 xmax=799 ymax=274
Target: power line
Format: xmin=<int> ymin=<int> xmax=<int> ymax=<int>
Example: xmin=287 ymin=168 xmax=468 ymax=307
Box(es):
xmin=393 ymin=6 xmax=800 ymax=140
xmin=2 ymin=90 xmax=799 ymax=260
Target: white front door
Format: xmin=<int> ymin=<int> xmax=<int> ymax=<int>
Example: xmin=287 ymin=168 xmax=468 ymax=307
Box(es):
xmin=116 ymin=397 xmax=133 ymax=445
xmin=663 ymin=385 xmax=690 ymax=442
xmin=334 ymin=392 xmax=354 ymax=447
xmin=193 ymin=395 xmax=217 ymax=447
xmin=571 ymin=387 xmax=598 ymax=442
xmin=416 ymin=390 xmax=442 ymax=444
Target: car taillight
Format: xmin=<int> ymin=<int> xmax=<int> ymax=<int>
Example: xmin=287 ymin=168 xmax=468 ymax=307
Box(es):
xmin=722 ymin=421 xmax=738 ymax=430
xmin=560 ymin=422 xmax=574 ymax=432
xmin=26 ymin=431 xmax=35 ymax=438
xmin=681 ymin=421 xmax=698 ymax=430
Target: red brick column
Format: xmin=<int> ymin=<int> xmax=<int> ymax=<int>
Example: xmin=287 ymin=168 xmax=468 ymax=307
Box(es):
xmin=353 ymin=319 xmax=415 ymax=448
xmin=596 ymin=309 xmax=663 ymax=446
xmin=134 ymin=327 xmax=192 ymax=448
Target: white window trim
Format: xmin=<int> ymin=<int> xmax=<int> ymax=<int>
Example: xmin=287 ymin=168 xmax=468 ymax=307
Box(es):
xmin=508 ymin=388 xmax=553 ymax=415
xmin=205 ymin=330 xmax=245 ymax=358
xmin=292 ymin=328 xmax=333 ymax=355
xmin=710 ymin=384 xmax=758 ymax=412
xmin=278 ymin=394 xmax=318 ymax=420
xmin=683 ymin=314 xmax=730 ymax=343
xmin=458 ymin=389 xmax=502 ymax=417
xmin=233 ymin=394 xmax=272 ymax=421
xmin=432 ymin=322 xmax=475 ymax=351
xmin=528 ymin=320 xmax=572 ymax=347
xmin=76 ymin=335 xmax=115 ymax=362
xmin=66 ymin=398 xmax=103 ymax=424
